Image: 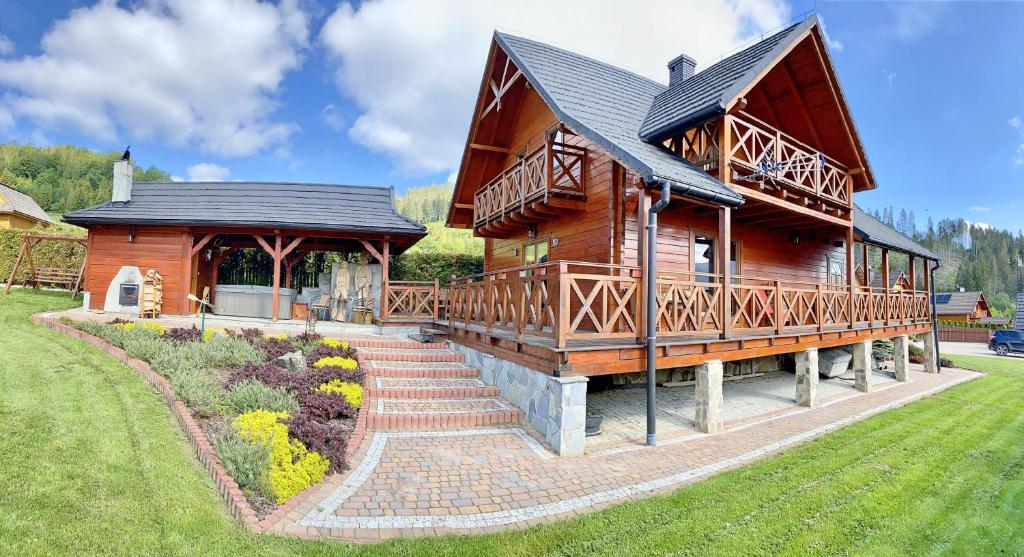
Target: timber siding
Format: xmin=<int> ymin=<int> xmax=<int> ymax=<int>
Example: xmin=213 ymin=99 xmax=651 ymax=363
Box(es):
xmin=84 ymin=225 xmax=188 ymax=315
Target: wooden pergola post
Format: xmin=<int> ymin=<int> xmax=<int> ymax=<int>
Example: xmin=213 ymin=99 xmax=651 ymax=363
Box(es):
xmin=3 ymin=238 xmax=29 ymax=295
xmin=253 ymin=232 xmax=305 ymax=321
xmin=358 ymin=238 xmax=389 ymax=321
xmin=846 ymin=227 xmax=855 ymax=328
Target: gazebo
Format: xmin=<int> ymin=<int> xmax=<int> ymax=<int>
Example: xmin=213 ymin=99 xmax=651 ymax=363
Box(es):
xmin=63 ymin=160 xmax=426 ymax=320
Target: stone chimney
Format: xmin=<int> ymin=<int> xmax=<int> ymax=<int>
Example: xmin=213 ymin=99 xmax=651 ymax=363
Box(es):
xmin=112 ymin=159 xmax=133 ymax=203
xmin=667 ymin=52 xmax=696 ymax=87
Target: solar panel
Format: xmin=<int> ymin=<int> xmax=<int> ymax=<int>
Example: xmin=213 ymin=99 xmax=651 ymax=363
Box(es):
xmin=933 ymin=294 xmax=952 ymax=304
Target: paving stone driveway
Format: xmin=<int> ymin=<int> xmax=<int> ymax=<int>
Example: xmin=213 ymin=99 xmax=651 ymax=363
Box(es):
xmin=267 ymin=366 xmax=979 ymax=541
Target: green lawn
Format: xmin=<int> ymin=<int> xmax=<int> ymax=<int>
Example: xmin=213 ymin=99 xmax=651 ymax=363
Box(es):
xmin=1 ymin=289 xmax=1022 ymax=556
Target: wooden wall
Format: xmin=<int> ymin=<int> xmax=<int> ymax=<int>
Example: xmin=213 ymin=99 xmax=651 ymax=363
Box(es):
xmin=84 ymin=225 xmax=189 ymax=314
xmin=484 ymin=88 xmax=621 ymax=271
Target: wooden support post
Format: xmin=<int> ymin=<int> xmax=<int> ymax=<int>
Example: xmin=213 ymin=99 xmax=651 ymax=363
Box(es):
xmin=4 ymin=239 xmax=28 ymax=295
xmin=271 ymin=233 xmax=282 ymax=321
xmin=381 ymin=238 xmax=390 ymax=321
xmin=816 ymin=283 xmax=824 ymax=332
xmin=720 ymin=114 xmax=733 ymax=184
xmin=719 ymin=207 xmax=732 ymax=340
xmin=181 ymin=232 xmax=194 ymax=314
xmin=433 ymin=277 xmax=440 ymax=320
xmin=556 ymin=261 xmax=569 ymax=349
xmin=26 ymin=239 xmax=38 ymax=290
xmin=881 ymin=248 xmax=890 ymax=325
xmin=846 ymin=227 xmax=855 ymax=329
xmin=775 ymin=279 xmax=784 ymax=335
xmin=636 ymin=189 xmax=651 ymax=343
xmin=923 ymin=257 xmax=931 ymax=320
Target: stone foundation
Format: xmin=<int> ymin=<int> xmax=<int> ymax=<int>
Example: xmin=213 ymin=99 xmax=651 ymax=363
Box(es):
xmin=448 ymin=342 xmax=588 ymax=456
xmin=795 ymin=348 xmax=819 ymax=407
xmin=853 ymin=340 xmax=873 ymax=392
xmin=611 ymin=355 xmax=785 ymax=386
xmin=695 ymin=360 xmax=724 ymax=434
xmin=893 ymin=335 xmax=910 ymax=381
xmin=923 ymin=332 xmax=939 ymax=373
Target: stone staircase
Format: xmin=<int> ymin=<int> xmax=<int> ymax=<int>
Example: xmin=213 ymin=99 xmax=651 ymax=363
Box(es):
xmin=350 ymin=338 xmax=524 ymax=431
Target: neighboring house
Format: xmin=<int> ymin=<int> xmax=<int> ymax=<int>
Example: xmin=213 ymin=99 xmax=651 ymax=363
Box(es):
xmin=63 ymin=160 xmax=426 ymax=317
xmin=434 ymin=15 xmax=940 ymax=454
xmin=933 ymin=290 xmax=992 ymax=322
xmin=858 ymin=268 xmax=912 ymax=291
xmin=0 ymin=183 xmax=54 ymax=229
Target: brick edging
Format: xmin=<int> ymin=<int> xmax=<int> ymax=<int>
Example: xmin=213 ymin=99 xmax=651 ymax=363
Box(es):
xmin=34 ymin=314 xmax=371 ymax=535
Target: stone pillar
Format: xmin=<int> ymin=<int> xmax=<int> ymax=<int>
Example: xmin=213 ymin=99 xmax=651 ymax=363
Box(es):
xmin=893 ymin=335 xmax=910 ymax=382
xmin=695 ymin=360 xmax=724 ymax=434
xmin=545 ymin=376 xmax=589 ymax=457
xmin=922 ymin=332 xmax=939 ymax=373
xmin=853 ymin=340 xmax=873 ymax=393
xmin=795 ymin=348 xmax=819 ymax=407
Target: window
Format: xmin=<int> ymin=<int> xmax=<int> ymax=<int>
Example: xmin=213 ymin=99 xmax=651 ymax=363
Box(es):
xmin=827 ymin=256 xmax=845 ymax=285
xmin=694 ymin=236 xmax=738 ymax=282
xmin=524 ymin=239 xmax=549 ymax=265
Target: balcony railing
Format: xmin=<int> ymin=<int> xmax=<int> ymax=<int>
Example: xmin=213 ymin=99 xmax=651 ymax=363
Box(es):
xmin=442 ymin=261 xmax=931 ymax=348
xmin=679 ymin=112 xmax=852 ymax=207
xmin=384 ymin=280 xmax=441 ymax=321
xmin=472 ymin=140 xmax=586 ymax=228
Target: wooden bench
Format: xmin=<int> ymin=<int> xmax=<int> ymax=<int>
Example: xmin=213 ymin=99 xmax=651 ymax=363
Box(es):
xmin=25 ymin=267 xmax=79 ymax=289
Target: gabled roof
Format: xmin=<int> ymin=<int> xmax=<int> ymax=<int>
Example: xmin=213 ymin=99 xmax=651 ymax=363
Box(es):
xmin=639 ymin=18 xmax=809 ymax=141
xmin=853 ymin=205 xmax=938 ymax=260
xmin=494 ymin=32 xmax=743 ymax=207
xmin=63 ymin=182 xmax=427 ymax=244
xmin=0 ymin=183 xmax=54 ymax=225
xmin=933 ymin=291 xmax=986 ymax=316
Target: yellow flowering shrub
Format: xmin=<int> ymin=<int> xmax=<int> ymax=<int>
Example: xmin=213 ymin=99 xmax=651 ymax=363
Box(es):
xmin=318 ymin=338 xmax=349 ymax=349
xmin=231 ymin=410 xmax=329 ymax=503
xmin=139 ymin=322 xmax=166 ymax=335
xmin=203 ymin=328 xmax=217 ymax=342
xmin=116 ymin=322 xmax=136 ymax=332
xmin=317 ymin=380 xmax=363 ymax=409
xmin=263 ymin=333 xmax=289 ymax=341
xmin=313 ymin=356 xmax=358 ymax=370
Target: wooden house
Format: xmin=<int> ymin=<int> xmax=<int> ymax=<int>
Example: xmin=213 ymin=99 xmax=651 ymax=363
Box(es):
xmin=64 ymin=160 xmax=426 ymax=319
xmin=933 ymin=290 xmax=991 ymax=322
xmin=0 ymin=183 xmax=54 ymax=229
xmin=397 ymin=15 xmax=942 ymax=453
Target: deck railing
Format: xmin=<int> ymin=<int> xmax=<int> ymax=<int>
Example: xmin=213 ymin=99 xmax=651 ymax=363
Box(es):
xmin=472 ymin=140 xmax=586 ymax=227
xmin=384 ymin=280 xmax=441 ymax=321
xmin=679 ymin=111 xmax=851 ymax=207
xmin=442 ymin=261 xmax=932 ymax=347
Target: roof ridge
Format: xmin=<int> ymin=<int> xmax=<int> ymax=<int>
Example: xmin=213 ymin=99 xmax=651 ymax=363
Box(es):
xmin=494 ymin=31 xmax=666 ymax=90
xmin=137 ymin=181 xmax=395 ymax=190
xmin=692 ymin=14 xmax=813 ymax=75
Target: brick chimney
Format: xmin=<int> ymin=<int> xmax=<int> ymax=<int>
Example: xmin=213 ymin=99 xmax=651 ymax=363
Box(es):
xmin=668 ymin=52 xmax=696 ymax=87
xmin=112 ymin=159 xmax=133 ymax=203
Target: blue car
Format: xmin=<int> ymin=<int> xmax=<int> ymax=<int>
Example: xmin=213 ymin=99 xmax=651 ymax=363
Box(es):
xmin=989 ymin=329 xmax=1024 ymax=356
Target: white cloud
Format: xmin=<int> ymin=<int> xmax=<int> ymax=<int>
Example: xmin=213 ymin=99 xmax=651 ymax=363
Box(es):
xmin=970 ymin=206 xmax=990 ymax=213
xmin=888 ymin=2 xmax=949 ymax=41
xmin=0 ymin=33 xmax=13 ymax=56
xmin=186 ymin=162 xmax=230 ymax=181
xmin=320 ymin=103 xmax=346 ymax=131
xmin=0 ymin=0 xmax=309 ymax=157
xmin=966 ymin=220 xmax=991 ymax=231
xmin=1009 ymin=116 xmax=1024 ymax=165
xmin=170 ymin=175 xmax=184 ymax=182
xmin=319 ymin=0 xmax=790 ymax=174
xmin=818 ymin=17 xmax=843 ymax=52
xmin=883 ymin=70 xmax=896 ymax=86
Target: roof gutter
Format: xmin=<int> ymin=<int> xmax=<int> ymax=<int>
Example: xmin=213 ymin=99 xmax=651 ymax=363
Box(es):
xmin=645 ymin=174 xmax=744 ymax=208
xmin=929 ymin=259 xmax=942 ymax=372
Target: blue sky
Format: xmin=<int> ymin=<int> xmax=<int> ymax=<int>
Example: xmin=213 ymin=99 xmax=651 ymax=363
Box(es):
xmin=0 ymin=1 xmax=1021 ymax=232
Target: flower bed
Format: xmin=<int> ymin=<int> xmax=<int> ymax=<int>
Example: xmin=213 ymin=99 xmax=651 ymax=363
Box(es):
xmin=69 ymin=319 xmax=363 ymax=517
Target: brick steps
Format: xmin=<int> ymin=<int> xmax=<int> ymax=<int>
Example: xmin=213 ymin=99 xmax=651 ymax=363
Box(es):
xmin=345 ymin=339 xmax=449 ymax=350
xmin=357 ymin=347 xmax=464 ymax=363
xmin=362 ymin=344 xmax=522 ymax=433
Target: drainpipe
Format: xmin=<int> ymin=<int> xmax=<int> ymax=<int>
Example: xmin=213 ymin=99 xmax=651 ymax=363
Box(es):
xmin=646 ymin=178 xmax=672 ymax=446
xmin=929 ymin=259 xmax=942 ymax=371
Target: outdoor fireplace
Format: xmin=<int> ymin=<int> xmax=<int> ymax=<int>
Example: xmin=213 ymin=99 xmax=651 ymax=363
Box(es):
xmin=119 ymin=283 xmax=139 ymax=306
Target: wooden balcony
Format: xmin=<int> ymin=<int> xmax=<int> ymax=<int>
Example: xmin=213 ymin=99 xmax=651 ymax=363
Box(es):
xmin=472 ymin=140 xmax=586 ymax=236
xmin=674 ymin=111 xmax=853 ymax=218
xmin=439 ymin=261 xmax=931 ymax=350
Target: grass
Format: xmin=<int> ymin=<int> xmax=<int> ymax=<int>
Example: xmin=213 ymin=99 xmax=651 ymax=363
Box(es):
xmin=1 ymin=288 xmax=1022 ymax=555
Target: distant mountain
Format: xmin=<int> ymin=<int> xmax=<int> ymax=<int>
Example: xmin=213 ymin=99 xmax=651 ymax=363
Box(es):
xmin=0 ymin=142 xmax=171 ymax=213
xmin=395 ymin=183 xmax=483 ymax=256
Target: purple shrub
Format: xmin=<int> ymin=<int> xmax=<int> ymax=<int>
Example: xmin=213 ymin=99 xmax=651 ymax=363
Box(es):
xmin=260 ymin=337 xmax=296 ymax=361
xmin=295 ymin=331 xmax=322 ymax=343
xmin=108 ymin=318 xmax=133 ymax=325
xmin=165 ymin=325 xmax=201 ymax=344
xmin=305 ymin=344 xmax=357 ymax=367
xmin=296 ymin=389 xmax=358 ymax=421
xmin=287 ymin=413 xmax=350 ymax=472
xmin=228 ymin=362 xmax=303 ymax=391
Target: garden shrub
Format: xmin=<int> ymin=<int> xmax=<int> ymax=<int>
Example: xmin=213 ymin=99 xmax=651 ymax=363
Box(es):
xmin=58 ymin=316 xmax=74 ymax=326
xmin=287 ymin=414 xmax=350 ymax=473
xmin=138 ymin=322 xmax=166 ymax=335
xmin=908 ymin=344 xmax=924 ymax=358
xmin=121 ymin=333 xmax=172 ymax=364
xmin=168 ymin=367 xmax=222 ymax=417
xmin=229 ymin=362 xmax=303 ymax=391
xmin=232 ymin=410 xmax=329 ymax=503
xmin=306 ymin=343 xmax=357 ymax=365
xmin=295 ymin=332 xmax=322 ymax=343
xmin=318 ymin=338 xmax=349 ymax=349
xmin=317 ymin=380 xmax=363 ymax=409
xmin=201 ymin=335 xmax=263 ymax=369
xmin=296 ymin=389 xmax=358 ymax=421
xmin=260 ymin=337 xmax=296 ymax=361
xmin=312 ymin=356 xmax=358 ymax=370
xmin=226 ymin=379 xmax=299 ymax=414
xmin=213 ymin=428 xmax=272 ymax=498
xmin=165 ymin=325 xmax=202 ymax=344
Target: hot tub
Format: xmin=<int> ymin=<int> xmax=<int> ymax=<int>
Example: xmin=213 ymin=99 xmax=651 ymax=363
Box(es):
xmin=213 ymin=285 xmax=295 ymax=319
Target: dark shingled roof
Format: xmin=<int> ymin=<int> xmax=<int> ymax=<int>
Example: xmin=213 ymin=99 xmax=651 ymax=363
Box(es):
xmin=639 ymin=17 xmax=812 ymax=141
xmin=933 ymin=291 xmax=985 ymax=316
xmin=853 ymin=205 xmax=938 ymax=260
xmin=63 ymin=182 xmax=427 ymax=238
xmin=495 ymin=32 xmax=743 ymax=208
xmin=0 ymin=183 xmax=54 ymax=225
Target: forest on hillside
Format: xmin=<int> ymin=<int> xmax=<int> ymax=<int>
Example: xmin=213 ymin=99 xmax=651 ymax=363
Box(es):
xmin=868 ymin=206 xmax=1024 ymax=316
xmin=0 ymin=143 xmax=170 ymax=213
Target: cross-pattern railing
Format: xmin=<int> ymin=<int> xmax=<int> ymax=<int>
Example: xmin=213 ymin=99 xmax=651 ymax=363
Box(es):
xmin=385 ymin=280 xmax=441 ymax=321
xmin=444 ymin=261 xmax=932 ymax=347
xmin=677 ymin=112 xmax=851 ymax=208
xmin=472 ymin=140 xmax=586 ymax=227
